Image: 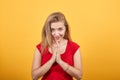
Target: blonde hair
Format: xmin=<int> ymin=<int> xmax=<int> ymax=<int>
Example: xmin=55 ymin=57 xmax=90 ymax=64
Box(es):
xmin=41 ymin=12 xmax=71 ymax=53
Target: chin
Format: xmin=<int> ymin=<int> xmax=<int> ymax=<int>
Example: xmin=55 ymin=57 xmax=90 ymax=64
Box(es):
xmin=55 ymin=38 xmax=62 ymax=42
xmin=56 ymin=39 xmax=61 ymax=42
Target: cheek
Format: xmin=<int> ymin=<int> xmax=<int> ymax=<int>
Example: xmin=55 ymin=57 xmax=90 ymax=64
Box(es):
xmin=51 ymin=32 xmax=55 ymax=38
xmin=51 ymin=32 xmax=54 ymax=36
xmin=59 ymin=31 xmax=65 ymax=37
xmin=51 ymin=31 xmax=65 ymax=37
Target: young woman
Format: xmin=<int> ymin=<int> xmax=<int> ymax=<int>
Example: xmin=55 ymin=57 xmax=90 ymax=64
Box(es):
xmin=32 ymin=12 xmax=83 ymax=80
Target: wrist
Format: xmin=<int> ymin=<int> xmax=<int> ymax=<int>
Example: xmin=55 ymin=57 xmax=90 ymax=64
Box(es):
xmin=49 ymin=58 xmax=55 ymax=64
xmin=64 ymin=63 xmax=69 ymax=71
xmin=58 ymin=60 xmax=69 ymax=71
xmin=57 ymin=59 xmax=62 ymax=64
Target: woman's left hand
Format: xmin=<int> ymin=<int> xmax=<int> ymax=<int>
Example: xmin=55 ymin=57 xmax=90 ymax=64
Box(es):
xmin=55 ymin=40 xmax=62 ymax=64
xmin=56 ymin=52 xmax=62 ymax=64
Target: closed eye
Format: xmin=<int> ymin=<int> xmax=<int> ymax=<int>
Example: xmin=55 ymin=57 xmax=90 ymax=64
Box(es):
xmin=51 ymin=28 xmax=55 ymax=32
xmin=58 ymin=28 xmax=63 ymax=31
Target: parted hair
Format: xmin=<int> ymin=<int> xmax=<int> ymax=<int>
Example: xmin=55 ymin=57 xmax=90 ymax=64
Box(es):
xmin=41 ymin=12 xmax=71 ymax=53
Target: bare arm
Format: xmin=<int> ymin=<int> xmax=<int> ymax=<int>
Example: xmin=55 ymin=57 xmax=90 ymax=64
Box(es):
xmin=31 ymin=48 xmax=56 ymax=80
xmin=57 ymin=48 xmax=83 ymax=80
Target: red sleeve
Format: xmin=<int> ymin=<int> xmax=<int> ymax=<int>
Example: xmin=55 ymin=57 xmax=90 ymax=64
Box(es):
xmin=70 ymin=41 xmax=80 ymax=55
xmin=36 ymin=43 xmax=41 ymax=53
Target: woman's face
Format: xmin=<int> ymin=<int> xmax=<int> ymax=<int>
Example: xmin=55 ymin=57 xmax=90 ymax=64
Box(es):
xmin=51 ymin=21 xmax=66 ymax=42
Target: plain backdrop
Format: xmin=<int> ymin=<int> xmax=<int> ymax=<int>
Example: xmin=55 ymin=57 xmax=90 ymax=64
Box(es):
xmin=0 ymin=0 xmax=120 ymax=80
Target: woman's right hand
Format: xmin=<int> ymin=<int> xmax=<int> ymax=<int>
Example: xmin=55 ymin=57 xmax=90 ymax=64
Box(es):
xmin=50 ymin=46 xmax=57 ymax=63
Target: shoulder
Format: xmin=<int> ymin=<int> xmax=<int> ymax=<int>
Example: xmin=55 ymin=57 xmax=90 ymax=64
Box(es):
xmin=68 ymin=40 xmax=80 ymax=48
xmin=36 ymin=43 xmax=41 ymax=48
xmin=68 ymin=40 xmax=80 ymax=54
xmin=36 ymin=43 xmax=41 ymax=53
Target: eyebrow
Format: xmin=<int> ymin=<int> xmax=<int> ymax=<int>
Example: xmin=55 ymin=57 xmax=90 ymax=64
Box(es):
xmin=51 ymin=26 xmax=63 ymax=29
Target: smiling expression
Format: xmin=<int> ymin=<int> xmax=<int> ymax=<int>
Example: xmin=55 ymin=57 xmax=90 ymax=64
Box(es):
xmin=51 ymin=21 xmax=66 ymax=42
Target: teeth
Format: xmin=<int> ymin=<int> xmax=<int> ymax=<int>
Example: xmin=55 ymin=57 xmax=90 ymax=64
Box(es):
xmin=55 ymin=37 xmax=60 ymax=41
xmin=55 ymin=36 xmax=60 ymax=39
xmin=55 ymin=37 xmax=59 ymax=40
xmin=54 ymin=34 xmax=60 ymax=40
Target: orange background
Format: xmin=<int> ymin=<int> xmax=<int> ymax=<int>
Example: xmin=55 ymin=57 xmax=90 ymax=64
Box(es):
xmin=0 ymin=0 xmax=120 ymax=80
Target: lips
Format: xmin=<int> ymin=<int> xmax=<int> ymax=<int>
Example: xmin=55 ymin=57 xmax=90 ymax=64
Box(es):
xmin=54 ymin=36 xmax=61 ymax=42
xmin=53 ymin=33 xmax=63 ymax=42
xmin=54 ymin=36 xmax=60 ymax=41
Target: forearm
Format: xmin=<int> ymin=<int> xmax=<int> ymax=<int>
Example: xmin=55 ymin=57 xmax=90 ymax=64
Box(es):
xmin=59 ymin=60 xmax=82 ymax=80
xmin=32 ymin=59 xmax=54 ymax=80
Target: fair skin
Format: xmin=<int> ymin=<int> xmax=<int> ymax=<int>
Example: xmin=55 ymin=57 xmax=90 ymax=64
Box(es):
xmin=32 ymin=22 xmax=82 ymax=80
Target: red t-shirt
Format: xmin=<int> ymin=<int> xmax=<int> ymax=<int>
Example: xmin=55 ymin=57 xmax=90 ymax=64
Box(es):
xmin=36 ymin=40 xmax=80 ymax=80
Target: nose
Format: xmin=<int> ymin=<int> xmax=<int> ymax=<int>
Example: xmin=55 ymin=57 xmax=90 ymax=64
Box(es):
xmin=54 ymin=32 xmax=59 ymax=37
xmin=53 ymin=31 xmax=60 ymax=37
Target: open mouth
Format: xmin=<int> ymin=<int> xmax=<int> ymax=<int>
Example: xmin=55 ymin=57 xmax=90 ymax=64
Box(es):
xmin=55 ymin=37 xmax=60 ymax=40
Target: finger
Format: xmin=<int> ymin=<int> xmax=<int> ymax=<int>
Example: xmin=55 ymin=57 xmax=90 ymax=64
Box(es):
xmin=54 ymin=40 xmax=59 ymax=47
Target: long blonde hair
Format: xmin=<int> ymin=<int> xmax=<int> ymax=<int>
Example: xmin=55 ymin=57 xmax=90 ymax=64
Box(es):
xmin=41 ymin=12 xmax=71 ymax=53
